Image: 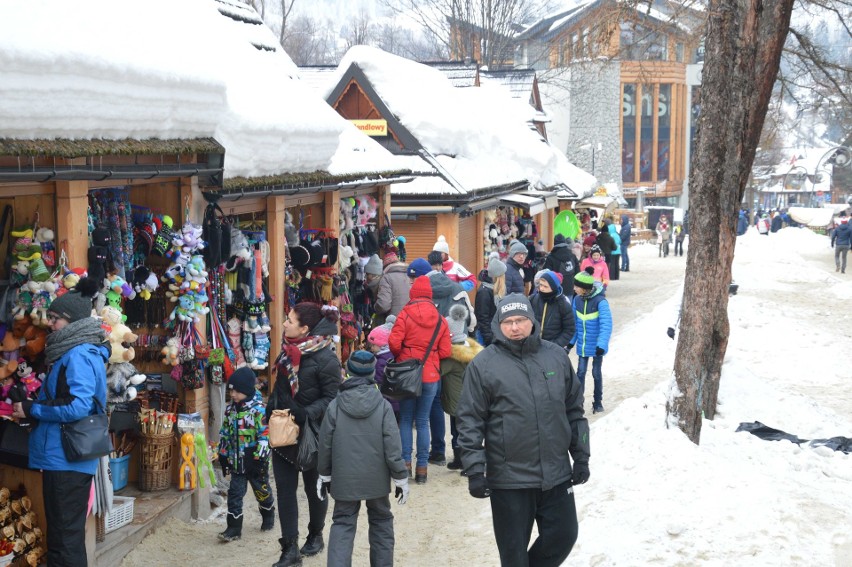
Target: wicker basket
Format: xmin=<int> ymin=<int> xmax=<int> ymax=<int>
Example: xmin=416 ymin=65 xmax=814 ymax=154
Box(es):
xmin=139 ymin=432 xmax=173 ymax=491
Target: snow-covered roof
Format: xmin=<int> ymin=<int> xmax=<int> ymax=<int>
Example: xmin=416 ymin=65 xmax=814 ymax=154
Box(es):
xmin=424 ymin=61 xmax=480 ymax=88
xmin=296 ymin=65 xmax=339 ymax=96
xmin=328 ymin=46 xmax=597 ymax=198
xmin=0 ymin=0 xmax=404 ymax=181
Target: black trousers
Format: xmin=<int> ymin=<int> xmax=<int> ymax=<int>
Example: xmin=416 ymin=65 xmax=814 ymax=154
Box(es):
xmin=489 ymin=481 xmax=578 ymax=567
xmin=43 ymin=469 xmax=93 ymax=567
xmin=327 ymin=496 xmax=394 ymax=567
xmin=272 ymin=450 xmax=328 ymax=540
xmin=227 ymin=463 xmax=274 ymax=518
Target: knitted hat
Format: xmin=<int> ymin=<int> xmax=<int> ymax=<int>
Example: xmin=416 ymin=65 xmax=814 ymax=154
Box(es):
xmin=590 ymin=244 xmax=603 ymax=257
xmin=487 ymin=256 xmax=507 ymax=278
xmin=367 ymin=315 xmax=395 ymax=347
xmin=347 ymin=350 xmax=376 ymax=380
xmin=365 ymin=254 xmax=383 ymax=276
xmin=554 ymin=234 xmax=566 ymax=245
xmin=583 ymin=234 xmax=598 ymax=247
xmin=427 ymin=250 xmax=444 ymax=267
xmin=496 ymin=293 xmax=533 ymax=323
xmin=432 ymin=235 xmax=450 ymax=255
xmin=227 ymin=367 xmax=257 ymax=397
xmin=447 ymin=304 xmax=469 ymax=344
xmin=407 ymin=258 xmax=431 ymax=278
xmin=574 ymin=266 xmax=596 ymax=291
xmin=540 ymin=270 xmax=563 ymax=295
xmin=509 ymin=240 xmax=528 ymax=258
xmin=49 ymin=277 xmax=98 ymax=323
xmin=382 ymin=251 xmax=399 ymax=267
xmin=410 ymin=275 xmax=432 ymax=300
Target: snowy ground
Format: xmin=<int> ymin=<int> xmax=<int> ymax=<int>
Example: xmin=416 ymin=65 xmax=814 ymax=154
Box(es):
xmin=120 ymin=227 xmax=852 ymax=567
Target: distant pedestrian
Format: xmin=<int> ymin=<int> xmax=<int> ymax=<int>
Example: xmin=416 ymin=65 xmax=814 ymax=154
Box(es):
xmin=757 ymin=214 xmax=770 ymax=236
xmin=619 ymin=215 xmax=632 ymax=271
xmin=607 ymin=222 xmax=622 ymax=280
xmin=569 ymin=268 xmax=612 ymax=414
xmin=831 ymin=211 xmax=851 ymax=274
xmin=736 ymin=210 xmax=748 ymax=236
xmin=674 ymin=223 xmax=685 ymax=257
xmin=474 ymin=255 xmax=507 ymax=346
xmin=433 ymin=235 xmax=477 ymax=291
xmin=318 ymin=351 xmax=410 ymax=567
xmin=656 ymin=214 xmax=671 ymax=257
xmin=580 ymin=245 xmax=610 ymax=289
xmin=505 ymin=240 xmax=528 ymax=295
xmin=374 ymin=251 xmax=410 ymax=323
xmin=595 ymin=220 xmax=615 ymax=263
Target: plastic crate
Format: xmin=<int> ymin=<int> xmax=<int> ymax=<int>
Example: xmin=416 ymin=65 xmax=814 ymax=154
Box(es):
xmin=98 ymin=496 xmax=135 ymax=538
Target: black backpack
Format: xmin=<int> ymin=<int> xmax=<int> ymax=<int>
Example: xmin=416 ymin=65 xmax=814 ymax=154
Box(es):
xmin=202 ymin=199 xmax=232 ymax=267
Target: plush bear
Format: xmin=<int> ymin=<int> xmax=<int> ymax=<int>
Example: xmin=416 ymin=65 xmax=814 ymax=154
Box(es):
xmin=106 ymin=362 xmax=147 ymax=406
xmin=160 ymin=337 xmax=180 ymax=366
xmin=56 ymin=267 xmax=86 ymax=298
xmin=173 ymin=221 xmax=206 ymax=256
xmin=100 ymin=306 xmax=138 ymax=363
xmin=17 ymin=318 xmax=47 ymax=360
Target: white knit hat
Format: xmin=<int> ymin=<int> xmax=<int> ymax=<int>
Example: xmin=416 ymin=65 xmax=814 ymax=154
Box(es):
xmin=433 ymin=235 xmax=450 ymax=255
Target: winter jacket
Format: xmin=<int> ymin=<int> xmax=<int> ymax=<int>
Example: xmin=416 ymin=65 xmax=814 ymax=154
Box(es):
xmin=219 ymin=390 xmax=270 ymax=474
xmin=595 ymin=229 xmax=616 ymax=259
xmin=389 ymin=299 xmax=452 ymax=384
xmin=317 ymin=375 xmax=408 ymax=502
xmin=674 ymin=225 xmax=685 ymax=242
xmin=474 ymin=280 xmax=497 ymax=346
xmin=439 ymin=338 xmax=483 ymax=416
xmin=267 ymin=317 xmax=341 ymax=465
xmin=374 ymin=262 xmax=410 ymax=318
xmin=505 ymin=258 xmax=525 ymax=295
xmin=619 ymin=216 xmax=632 ymax=247
xmin=373 ymin=348 xmax=399 ymax=413
xmin=529 ymin=292 xmax=575 ymax=348
xmin=543 ymin=244 xmax=579 ymax=289
xmin=27 ymin=343 xmax=109 ymax=475
xmin=442 ymin=258 xmax=477 ymax=292
xmin=456 ymin=316 xmax=590 ymax=490
xmin=571 ymin=283 xmax=613 ymax=357
xmin=580 ymin=256 xmax=611 ymax=287
xmin=656 ymin=220 xmax=671 ymax=240
xmin=607 ymin=223 xmax=622 ymax=255
xmin=429 ymin=271 xmax=476 ymax=333
xmin=757 ymin=218 xmax=770 ymax=234
xmin=832 ymin=222 xmax=852 ymax=247
xmin=737 ymin=212 xmax=748 ymax=236
xmin=771 ymin=215 xmax=783 ymax=233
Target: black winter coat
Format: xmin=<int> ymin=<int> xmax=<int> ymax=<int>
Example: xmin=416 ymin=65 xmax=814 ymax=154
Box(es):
xmin=474 ymin=281 xmax=497 ymax=345
xmin=595 ymin=230 xmax=616 ymax=260
xmin=529 ymin=292 xmax=575 ymax=348
xmin=543 ymin=244 xmax=579 ymax=289
xmin=505 ymin=258 xmax=525 ymax=295
xmin=619 ymin=217 xmax=632 ymax=247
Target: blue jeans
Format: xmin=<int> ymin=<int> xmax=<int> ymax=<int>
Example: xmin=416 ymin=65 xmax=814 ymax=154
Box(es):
xmin=576 ymin=355 xmax=604 ymax=406
xmin=621 ymin=247 xmax=630 ymax=270
xmin=429 ymin=380 xmax=446 ymax=455
xmin=399 ymin=380 xmax=440 ymax=467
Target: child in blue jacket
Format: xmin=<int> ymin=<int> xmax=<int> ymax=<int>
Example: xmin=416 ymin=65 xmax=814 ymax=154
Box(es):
xmin=568 ymin=267 xmax=613 ymax=414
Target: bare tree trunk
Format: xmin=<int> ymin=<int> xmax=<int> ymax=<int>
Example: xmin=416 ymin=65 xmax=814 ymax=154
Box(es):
xmin=666 ymin=0 xmax=794 ymax=444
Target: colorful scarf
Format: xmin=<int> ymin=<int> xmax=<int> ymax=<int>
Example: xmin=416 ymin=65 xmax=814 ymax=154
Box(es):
xmin=277 ymin=335 xmax=334 ymax=397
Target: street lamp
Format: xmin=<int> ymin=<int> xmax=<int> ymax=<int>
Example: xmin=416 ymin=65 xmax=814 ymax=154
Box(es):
xmin=578 ymin=142 xmax=602 ymax=177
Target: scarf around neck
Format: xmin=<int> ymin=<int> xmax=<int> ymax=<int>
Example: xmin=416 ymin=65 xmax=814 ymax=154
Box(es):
xmin=277 ymin=334 xmax=334 ymax=397
xmin=44 ymin=317 xmax=107 ymax=364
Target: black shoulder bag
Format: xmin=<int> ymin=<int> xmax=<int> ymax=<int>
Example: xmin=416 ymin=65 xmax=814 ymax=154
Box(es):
xmin=381 ymin=318 xmax=443 ymax=401
xmin=46 ymin=366 xmax=113 ymax=462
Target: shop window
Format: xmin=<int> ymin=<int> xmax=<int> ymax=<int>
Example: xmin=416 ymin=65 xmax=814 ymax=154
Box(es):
xmin=619 ymin=22 xmax=668 ymax=61
xmin=675 ymin=42 xmax=684 ymax=62
xmin=622 ymin=83 xmax=637 ymax=183
xmin=572 ymin=32 xmax=580 ymax=58
xmin=657 ymin=84 xmax=671 ymax=181
xmin=582 ymin=28 xmax=590 ymax=57
xmin=639 ymin=84 xmax=654 ymax=182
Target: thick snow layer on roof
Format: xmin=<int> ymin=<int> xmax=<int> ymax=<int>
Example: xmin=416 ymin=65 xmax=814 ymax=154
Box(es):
xmin=332 ymin=46 xmax=597 ymax=196
xmin=0 ymin=0 xmax=401 ymax=179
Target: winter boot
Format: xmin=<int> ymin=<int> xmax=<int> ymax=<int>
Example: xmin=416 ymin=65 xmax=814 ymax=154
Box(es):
xmin=428 ymin=452 xmax=446 ymax=466
xmin=260 ymin=506 xmax=275 ymax=531
xmin=446 ymin=450 xmax=463 ymax=471
xmin=593 ymin=403 xmax=605 ymax=414
xmin=415 ymin=465 xmax=428 ymax=485
xmin=300 ymin=530 xmax=325 ymax=557
xmin=218 ymin=514 xmax=242 ymax=542
xmin=273 ymin=537 xmax=302 ymax=567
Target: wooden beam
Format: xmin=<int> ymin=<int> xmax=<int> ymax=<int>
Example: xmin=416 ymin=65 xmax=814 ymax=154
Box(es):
xmin=55 ymin=180 xmax=89 ymax=268
xmin=266 ymin=194 xmax=287 ymax=394
xmin=435 ymin=213 xmax=458 ymax=260
xmin=377 ymin=185 xmax=392 ymax=240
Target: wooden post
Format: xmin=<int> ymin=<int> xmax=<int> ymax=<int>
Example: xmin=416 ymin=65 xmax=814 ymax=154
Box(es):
xmin=324 ymin=191 xmax=340 ymax=234
xmin=377 ymin=185 xmax=392 ymax=238
xmin=435 ymin=213 xmax=459 ymax=260
xmin=266 ymin=195 xmax=287 ymax=394
xmin=55 ymin=181 xmax=89 ymax=268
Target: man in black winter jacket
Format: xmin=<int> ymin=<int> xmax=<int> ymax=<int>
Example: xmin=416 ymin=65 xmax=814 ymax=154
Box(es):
xmin=595 ymin=220 xmax=616 ymax=263
xmin=456 ymin=294 xmax=590 ymax=567
xmin=619 ymin=215 xmax=632 ymax=271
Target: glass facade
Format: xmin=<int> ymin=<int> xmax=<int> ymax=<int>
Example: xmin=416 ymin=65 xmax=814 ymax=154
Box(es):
xmin=622 ymin=82 xmax=678 ymax=185
xmin=657 ymin=84 xmax=671 ymax=181
xmin=622 ymin=84 xmax=637 ymax=183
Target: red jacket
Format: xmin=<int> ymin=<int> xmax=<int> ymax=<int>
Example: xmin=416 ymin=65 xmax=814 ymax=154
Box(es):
xmin=389 ymin=299 xmax=451 ymax=383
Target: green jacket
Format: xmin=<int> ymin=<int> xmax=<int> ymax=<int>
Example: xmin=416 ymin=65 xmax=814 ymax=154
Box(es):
xmin=440 ymin=338 xmax=484 ymax=416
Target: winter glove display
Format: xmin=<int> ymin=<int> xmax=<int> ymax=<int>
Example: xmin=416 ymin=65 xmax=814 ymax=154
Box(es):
xmin=571 ymin=461 xmax=590 ymax=485
xmin=393 ymin=477 xmax=410 ymax=505
xmin=218 ymin=455 xmax=231 ymax=477
xmin=317 ymin=475 xmax=331 ymax=501
xmin=468 ymin=473 xmax=491 ymax=499
xmin=595 ymin=347 xmax=605 ymax=357
xmin=667 ymin=327 xmax=676 ymax=340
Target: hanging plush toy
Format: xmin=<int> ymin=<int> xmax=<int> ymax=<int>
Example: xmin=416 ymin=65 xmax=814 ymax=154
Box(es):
xmin=161 ymin=337 xmax=180 ymax=366
xmin=132 ymin=266 xmax=159 ymax=300
xmin=100 ymin=306 xmax=138 ymax=363
xmin=106 ymin=362 xmax=146 ymax=406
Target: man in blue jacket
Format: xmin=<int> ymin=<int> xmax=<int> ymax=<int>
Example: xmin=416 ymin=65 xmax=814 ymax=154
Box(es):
xmin=13 ymin=278 xmax=108 ymax=567
xmin=831 ymin=212 xmax=851 ymax=274
xmin=619 ymin=215 xmax=632 ymax=271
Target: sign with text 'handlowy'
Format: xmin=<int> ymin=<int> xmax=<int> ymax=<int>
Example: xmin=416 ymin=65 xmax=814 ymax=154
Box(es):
xmin=351 ymin=120 xmax=387 ymax=136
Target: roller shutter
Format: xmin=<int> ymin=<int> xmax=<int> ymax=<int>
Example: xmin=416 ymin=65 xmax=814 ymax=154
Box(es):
xmin=458 ymin=215 xmax=478 ymax=276
xmin=393 ymin=215 xmax=437 ymax=263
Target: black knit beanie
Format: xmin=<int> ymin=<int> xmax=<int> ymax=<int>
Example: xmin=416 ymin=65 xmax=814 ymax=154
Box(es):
xmin=228 ymin=367 xmax=257 ymax=397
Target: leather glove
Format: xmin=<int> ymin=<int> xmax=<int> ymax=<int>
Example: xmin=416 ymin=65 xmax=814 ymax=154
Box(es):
xmin=566 ymin=343 xmax=574 ymax=352
xmin=289 ymin=405 xmax=307 ymax=425
xmin=572 ymin=461 xmax=590 ymax=485
xmin=595 ymin=347 xmax=605 ymax=357
xmin=218 ymin=455 xmax=231 ymax=477
xmin=467 ymin=473 xmax=491 ymax=499
xmin=393 ymin=477 xmax=410 ymax=505
xmin=667 ymin=327 xmax=675 ymax=340
xmin=317 ymin=475 xmax=331 ymax=501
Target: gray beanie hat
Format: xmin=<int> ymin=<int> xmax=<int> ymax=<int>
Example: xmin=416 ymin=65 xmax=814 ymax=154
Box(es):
xmin=364 ymin=254 xmax=383 ymax=276
xmin=487 ymin=256 xmax=507 ymax=278
xmin=347 ymin=350 xmax=376 ymax=380
xmin=496 ymin=293 xmax=534 ymax=323
xmin=447 ymin=304 xmax=469 ymax=344
xmin=49 ymin=277 xmax=98 ymax=323
xmin=509 ymin=240 xmax=528 ymax=258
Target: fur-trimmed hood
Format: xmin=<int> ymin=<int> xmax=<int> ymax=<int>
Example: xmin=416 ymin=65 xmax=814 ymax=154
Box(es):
xmin=449 ymin=337 xmax=483 ymax=363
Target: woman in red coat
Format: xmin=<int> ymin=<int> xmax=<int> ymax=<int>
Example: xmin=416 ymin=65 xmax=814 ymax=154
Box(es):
xmin=389 ymin=275 xmax=451 ymax=484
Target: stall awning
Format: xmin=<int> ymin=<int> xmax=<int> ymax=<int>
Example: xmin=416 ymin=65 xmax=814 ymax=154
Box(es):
xmin=787 ymin=207 xmax=835 ymax=228
xmin=499 ymin=193 xmax=555 ymax=215
xmin=576 ymin=195 xmax=616 ymax=212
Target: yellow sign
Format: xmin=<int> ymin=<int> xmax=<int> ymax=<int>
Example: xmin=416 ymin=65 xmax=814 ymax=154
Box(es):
xmin=594 ymin=186 xmax=608 ymax=197
xmin=351 ymin=120 xmax=388 ymax=136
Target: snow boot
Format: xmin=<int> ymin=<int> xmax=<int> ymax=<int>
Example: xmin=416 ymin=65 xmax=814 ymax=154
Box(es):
xmin=428 ymin=452 xmax=446 ymax=466
xmin=299 ymin=530 xmax=325 ymax=557
xmin=593 ymin=403 xmax=605 ymax=414
xmin=218 ymin=514 xmax=242 ymax=542
xmin=446 ymin=451 xmax=463 ymax=471
xmin=260 ymin=506 xmax=275 ymax=531
xmin=273 ymin=537 xmax=302 ymax=567
xmin=415 ymin=465 xmax=428 ymax=485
